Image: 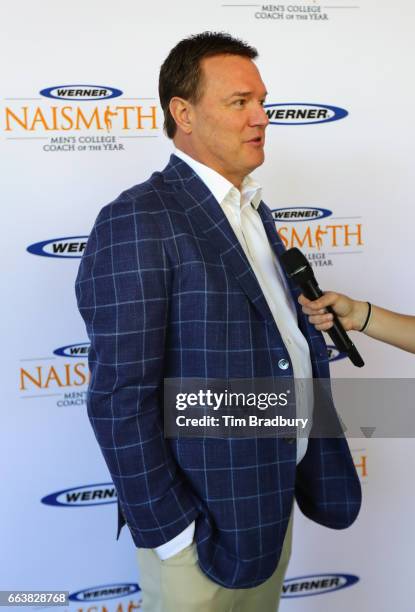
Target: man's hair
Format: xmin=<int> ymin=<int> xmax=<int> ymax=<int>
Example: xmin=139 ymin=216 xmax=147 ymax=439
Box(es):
xmin=159 ymin=31 xmax=258 ymax=139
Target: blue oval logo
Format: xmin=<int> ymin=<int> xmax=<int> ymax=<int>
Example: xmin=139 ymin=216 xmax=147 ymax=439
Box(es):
xmin=41 ymin=483 xmax=117 ymax=507
xmin=69 ymin=583 xmax=140 ymax=603
xmin=264 ymin=103 xmax=348 ymax=125
xmin=282 ymin=573 xmax=359 ymax=598
xmin=54 ymin=343 xmax=90 ymax=358
xmin=40 ymin=85 xmax=123 ymax=101
xmin=272 ymin=207 xmax=332 ymax=222
xmin=327 ymin=345 xmax=347 ymax=362
xmin=27 ymin=236 xmax=88 ymax=258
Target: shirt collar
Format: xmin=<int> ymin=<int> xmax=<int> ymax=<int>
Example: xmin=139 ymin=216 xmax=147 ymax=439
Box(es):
xmin=173 ymin=148 xmax=262 ymax=209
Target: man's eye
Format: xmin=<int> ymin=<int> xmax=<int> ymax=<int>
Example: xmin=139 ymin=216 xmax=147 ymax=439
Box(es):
xmin=233 ymin=99 xmax=246 ymax=107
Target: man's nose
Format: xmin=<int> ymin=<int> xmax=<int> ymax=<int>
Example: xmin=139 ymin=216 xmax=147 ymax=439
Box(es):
xmin=250 ymin=103 xmax=269 ymax=127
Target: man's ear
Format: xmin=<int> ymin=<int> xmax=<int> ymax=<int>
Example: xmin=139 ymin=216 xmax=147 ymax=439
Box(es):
xmin=169 ymin=97 xmax=193 ymax=134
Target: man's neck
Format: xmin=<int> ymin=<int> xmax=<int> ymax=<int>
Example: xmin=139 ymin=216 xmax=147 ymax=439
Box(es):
xmin=173 ymin=142 xmax=243 ymax=191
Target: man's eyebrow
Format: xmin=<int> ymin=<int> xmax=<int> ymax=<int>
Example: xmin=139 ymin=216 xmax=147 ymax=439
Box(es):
xmin=225 ymin=90 xmax=268 ymax=100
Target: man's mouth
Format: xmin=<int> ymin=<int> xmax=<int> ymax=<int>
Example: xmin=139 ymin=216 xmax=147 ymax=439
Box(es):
xmin=245 ymin=136 xmax=264 ymax=146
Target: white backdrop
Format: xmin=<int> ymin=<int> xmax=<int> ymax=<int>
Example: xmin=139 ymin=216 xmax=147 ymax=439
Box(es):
xmin=2 ymin=1 xmax=415 ymax=610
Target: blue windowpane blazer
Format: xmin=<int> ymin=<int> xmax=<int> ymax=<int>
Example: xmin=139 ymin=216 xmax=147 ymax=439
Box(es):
xmin=75 ymin=154 xmax=361 ymax=589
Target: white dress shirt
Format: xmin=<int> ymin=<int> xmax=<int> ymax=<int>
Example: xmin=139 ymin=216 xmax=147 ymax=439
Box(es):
xmin=154 ymin=148 xmax=313 ymax=560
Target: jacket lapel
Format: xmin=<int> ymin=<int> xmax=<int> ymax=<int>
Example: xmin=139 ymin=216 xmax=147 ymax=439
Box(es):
xmin=257 ymin=203 xmax=301 ymax=299
xmin=163 ymin=155 xmax=276 ymax=326
xmin=258 ymin=203 xmax=320 ymax=338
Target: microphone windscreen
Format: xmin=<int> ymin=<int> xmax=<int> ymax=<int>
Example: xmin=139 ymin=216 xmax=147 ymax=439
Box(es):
xmin=280 ymin=247 xmax=309 ymax=278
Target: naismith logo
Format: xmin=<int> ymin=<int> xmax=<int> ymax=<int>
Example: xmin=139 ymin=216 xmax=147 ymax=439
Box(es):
xmin=40 ymin=85 xmax=123 ymax=101
xmin=271 ymin=206 xmax=363 ymax=252
xmin=41 ymin=483 xmax=117 ymax=507
xmin=27 ymin=236 xmax=88 ymax=258
xmin=282 ymin=573 xmax=359 ymax=598
xmin=4 ymin=87 xmax=158 ymax=133
xmin=264 ymin=103 xmax=348 ymax=125
xmin=19 ymin=341 xmax=90 ymax=396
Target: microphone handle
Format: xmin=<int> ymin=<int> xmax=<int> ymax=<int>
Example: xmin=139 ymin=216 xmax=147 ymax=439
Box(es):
xmin=302 ymin=280 xmax=364 ymax=368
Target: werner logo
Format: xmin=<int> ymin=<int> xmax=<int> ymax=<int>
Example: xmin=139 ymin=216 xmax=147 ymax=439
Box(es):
xmin=40 ymin=85 xmax=123 ymax=101
xmin=54 ymin=343 xmax=90 ymax=358
xmin=327 ymin=345 xmax=347 ymax=362
xmin=27 ymin=236 xmax=88 ymax=258
xmin=282 ymin=574 xmax=359 ymax=598
xmin=272 ymin=207 xmax=332 ymax=222
xmin=69 ymin=583 xmax=140 ymax=603
xmin=264 ymin=103 xmax=348 ymax=125
xmin=41 ymin=483 xmax=117 ymax=507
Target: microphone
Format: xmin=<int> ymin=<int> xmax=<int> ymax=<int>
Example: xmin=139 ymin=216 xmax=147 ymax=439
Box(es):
xmin=280 ymin=247 xmax=364 ymax=368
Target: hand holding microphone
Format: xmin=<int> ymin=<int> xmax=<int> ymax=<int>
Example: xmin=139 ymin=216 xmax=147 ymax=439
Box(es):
xmin=298 ymin=292 xmax=371 ymax=334
xmin=280 ymin=247 xmax=365 ymax=367
xmin=299 ymin=288 xmax=415 ymax=355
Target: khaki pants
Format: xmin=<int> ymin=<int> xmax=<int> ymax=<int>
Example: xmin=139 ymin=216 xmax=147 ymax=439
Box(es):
xmin=136 ymin=514 xmax=293 ymax=612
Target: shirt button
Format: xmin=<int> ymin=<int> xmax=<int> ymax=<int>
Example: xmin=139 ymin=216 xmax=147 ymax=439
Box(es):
xmin=278 ymin=358 xmax=290 ymax=370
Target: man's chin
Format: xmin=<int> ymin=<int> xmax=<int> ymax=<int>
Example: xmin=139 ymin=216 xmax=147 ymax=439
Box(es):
xmin=247 ymin=149 xmax=265 ymax=172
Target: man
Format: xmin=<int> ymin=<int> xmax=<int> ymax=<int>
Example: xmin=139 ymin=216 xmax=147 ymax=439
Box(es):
xmin=75 ymin=32 xmax=361 ymax=612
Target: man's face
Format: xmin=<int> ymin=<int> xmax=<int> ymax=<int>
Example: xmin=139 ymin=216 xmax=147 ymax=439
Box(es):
xmin=187 ymin=54 xmax=269 ymax=187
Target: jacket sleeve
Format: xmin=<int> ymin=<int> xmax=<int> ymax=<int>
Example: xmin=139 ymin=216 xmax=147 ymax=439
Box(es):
xmin=75 ymin=197 xmax=199 ymax=547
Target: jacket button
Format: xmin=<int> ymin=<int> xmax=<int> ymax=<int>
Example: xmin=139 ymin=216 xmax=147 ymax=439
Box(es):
xmin=278 ymin=358 xmax=290 ymax=370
